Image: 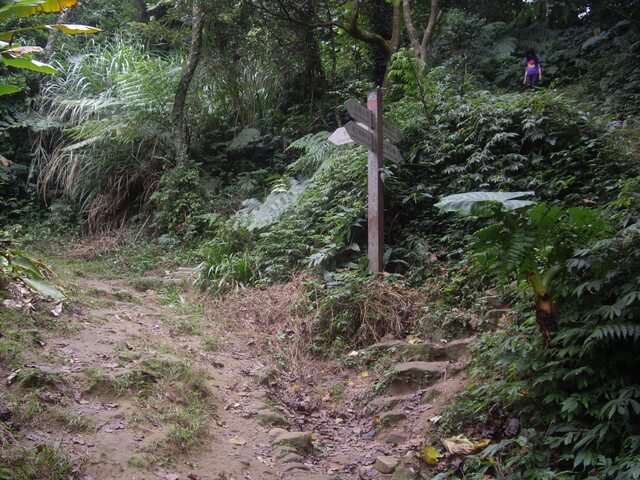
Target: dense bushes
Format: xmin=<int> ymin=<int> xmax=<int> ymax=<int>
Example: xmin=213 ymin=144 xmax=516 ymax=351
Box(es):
xmin=434 ymin=180 xmax=640 ymax=479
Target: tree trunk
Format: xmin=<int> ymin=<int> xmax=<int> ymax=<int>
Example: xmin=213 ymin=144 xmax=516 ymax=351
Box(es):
xmin=403 ymin=0 xmax=443 ymax=64
xmin=171 ymin=0 xmax=205 ymax=162
xmin=43 ymin=9 xmax=68 ymax=62
xmin=134 ymin=0 xmax=150 ymax=23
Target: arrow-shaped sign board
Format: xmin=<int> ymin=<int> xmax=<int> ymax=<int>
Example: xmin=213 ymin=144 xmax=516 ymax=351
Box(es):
xmin=345 ymin=99 xmax=402 ymax=143
xmin=328 ymin=127 xmax=353 ymax=145
xmin=343 ymin=121 xmax=402 ymax=164
xmin=344 ymin=121 xmax=372 ymax=150
xmin=382 ymin=142 xmax=402 ymax=164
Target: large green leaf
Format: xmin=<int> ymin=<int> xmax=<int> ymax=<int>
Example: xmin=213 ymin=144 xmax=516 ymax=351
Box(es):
xmin=46 ymin=24 xmax=101 ymax=35
xmin=0 ymin=23 xmax=101 ymax=41
xmin=22 ymin=277 xmax=65 ymax=301
xmin=0 ymin=0 xmax=78 ymax=20
xmin=0 ymin=84 xmax=21 ymax=95
xmin=11 ymin=254 xmax=46 ymax=278
xmin=1 ymin=56 xmax=57 ymax=73
xmin=435 ymin=191 xmax=536 ymax=217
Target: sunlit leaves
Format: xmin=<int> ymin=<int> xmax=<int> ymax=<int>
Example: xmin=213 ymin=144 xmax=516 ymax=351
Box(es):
xmin=45 ymin=24 xmax=101 ymax=35
xmin=0 ymin=0 xmax=78 ymax=20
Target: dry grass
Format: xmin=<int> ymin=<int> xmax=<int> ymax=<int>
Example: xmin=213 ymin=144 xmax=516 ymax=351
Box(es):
xmin=201 ymin=277 xmax=422 ymax=377
xmin=66 ymin=230 xmax=128 ymax=259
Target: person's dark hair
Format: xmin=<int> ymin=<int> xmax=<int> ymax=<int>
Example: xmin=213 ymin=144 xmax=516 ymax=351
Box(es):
xmin=525 ymin=48 xmax=538 ymax=61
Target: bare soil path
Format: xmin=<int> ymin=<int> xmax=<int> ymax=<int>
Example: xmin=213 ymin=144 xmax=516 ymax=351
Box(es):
xmin=0 ymin=261 xmax=474 ymax=480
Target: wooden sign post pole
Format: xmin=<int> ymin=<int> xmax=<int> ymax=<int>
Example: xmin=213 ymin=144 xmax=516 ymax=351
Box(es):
xmin=367 ymin=88 xmax=384 ymax=273
xmin=329 ymin=90 xmax=402 ymax=273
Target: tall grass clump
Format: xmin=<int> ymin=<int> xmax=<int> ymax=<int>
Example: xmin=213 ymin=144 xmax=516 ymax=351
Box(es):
xmin=32 ymin=38 xmax=183 ymax=233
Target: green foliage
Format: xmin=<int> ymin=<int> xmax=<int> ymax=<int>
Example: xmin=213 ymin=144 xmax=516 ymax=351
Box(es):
xmin=197 ymin=135 xmax=368 ymax=289
xmin=0 ymin=229 xmax=64 ymax=300
xmin=0 ymin=0 xmax=99 ymax=96
xmin=438 ymin=186 xmax=640 ymax=478
xmin=150 ymin=163 xmax=209 ymax=239
xmin=257 ymin=145 xmax=367 ymax=280
xmin=196 ymin=224 xmax=259 ymax=294
xmin=384 ymin=79 xmax=636 ymax=284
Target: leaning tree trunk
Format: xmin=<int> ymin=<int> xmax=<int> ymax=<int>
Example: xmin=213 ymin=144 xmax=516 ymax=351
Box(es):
xmin=171 ymin=0 xmax=205 ymax=162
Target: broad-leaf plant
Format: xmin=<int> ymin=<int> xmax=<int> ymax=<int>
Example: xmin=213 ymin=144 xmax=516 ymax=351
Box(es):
xmin=0 ymin=0 xmax=100 ymax=96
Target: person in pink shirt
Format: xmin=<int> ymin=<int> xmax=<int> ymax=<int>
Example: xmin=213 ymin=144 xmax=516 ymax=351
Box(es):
xmin=523 ymin=48 xmax=542 ymax=88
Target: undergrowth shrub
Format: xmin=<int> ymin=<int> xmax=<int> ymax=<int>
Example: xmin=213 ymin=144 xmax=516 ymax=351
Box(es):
xmin=256 ymin=145 xmax=368 ymax=280
xmin=150 ymin=163 xmax=211 ymax=240
xmin=197 ymin=135 xmax=368 ymax=289
xmin=299 ymin=270 xmax=419 ymax=352
xmin=27 ymin=38 xmax=182 ymax=233
xmin=195 ymin=224 xmax=258 ymax=294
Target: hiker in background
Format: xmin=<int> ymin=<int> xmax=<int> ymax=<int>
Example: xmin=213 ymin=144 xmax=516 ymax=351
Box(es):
xmin=523 ymin=48 xmax=542 ymax=88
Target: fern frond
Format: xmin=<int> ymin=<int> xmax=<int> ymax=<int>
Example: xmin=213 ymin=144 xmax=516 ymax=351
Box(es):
xmin=287 ymin=132 xmax=337 ymax=178
xmin=584 ymin=324 xmax=640 ymax=348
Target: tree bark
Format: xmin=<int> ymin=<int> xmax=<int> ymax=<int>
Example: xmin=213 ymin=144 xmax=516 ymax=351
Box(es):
xmin=171 ymin=0 xmax=205 ymax=161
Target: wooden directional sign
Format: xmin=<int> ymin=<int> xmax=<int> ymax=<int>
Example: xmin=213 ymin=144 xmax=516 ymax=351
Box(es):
xmin=328 ymin=127 xmax=353 ymax=145
xmin=343 ymin=121 xmax=402 ymax=164
xmin=344 ymin=121 xmax=372 ymax=149
xmin=345 ymin=98 xmax=402 ymax=143
xmin=382 ymin=142 xmax=402 ymax=164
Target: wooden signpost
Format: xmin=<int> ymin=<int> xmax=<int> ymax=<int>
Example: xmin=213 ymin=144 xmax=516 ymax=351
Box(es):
xmin=329 ymin=88 xmax=403 ymax=273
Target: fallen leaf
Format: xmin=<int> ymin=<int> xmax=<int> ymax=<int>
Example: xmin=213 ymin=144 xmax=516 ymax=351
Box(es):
xmin=360 ymin=371 xmax=369 ymax=378
xmin=50 ymin=302 xmax=63 ymax=317
xmin=347 ymin=380 xmax=354 ymax=386
xmin=422 ymin=445 xmax=442 ymax=465
xmin=442 ymin=435 xmax=490 ymax=455
xmin=6 ymin=369 xmax=20 ymax=385
xmin=1 ymin=299 xmax=22 ymax=310
xmin=229 ymin=437 xmax=247 ymax=446
xmin=153 ymin=469 xmax=180 ymax=480
xmin=347 ymin=350 xmax=359 ymax=357
xmin=408 ymin=337 xmax=420 ymax=345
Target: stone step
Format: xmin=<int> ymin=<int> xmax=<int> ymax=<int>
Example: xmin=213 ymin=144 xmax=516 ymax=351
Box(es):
xmin=367 ymin=392 xmax=423 ymax=412
xmin=171 ymin=267 xmax=197 ymax=279
xmin=365 ymin=336 xmax=475 ymax=362
xmin=389 ymin=361 xmax=466 ymax=394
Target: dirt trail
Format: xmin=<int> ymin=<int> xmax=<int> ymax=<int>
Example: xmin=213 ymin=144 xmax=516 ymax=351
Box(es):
xmin=0 ymin=268 xmax=473 ymax=480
